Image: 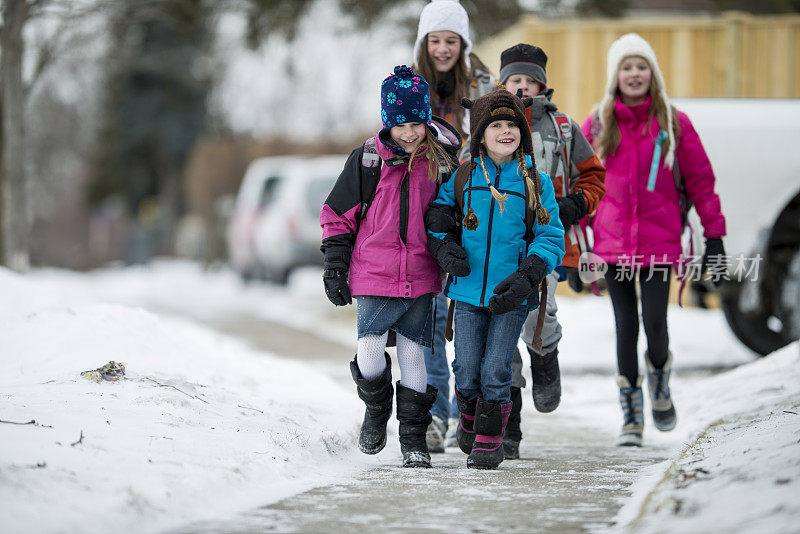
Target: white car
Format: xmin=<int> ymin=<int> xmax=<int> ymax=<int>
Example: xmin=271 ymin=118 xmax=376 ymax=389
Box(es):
xmin=226 ymin=156 xmax=297 ymax=281
xmin=249 ymin=155 xmax=343 ymax=284
xmin=673 ymin=98 xmax=800 ymax=355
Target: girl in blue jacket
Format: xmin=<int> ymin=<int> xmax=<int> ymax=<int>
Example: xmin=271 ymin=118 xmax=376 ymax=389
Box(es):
xmin=426 ymin=88 xmax=565 ymax=469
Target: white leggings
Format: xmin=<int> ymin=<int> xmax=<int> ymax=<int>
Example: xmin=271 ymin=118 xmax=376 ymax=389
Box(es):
xmin=356 ymin=331 xmax=427 ymax=393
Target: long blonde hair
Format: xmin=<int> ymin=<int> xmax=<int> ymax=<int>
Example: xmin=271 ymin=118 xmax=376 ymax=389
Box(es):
xmin=408 ymin=129 xmax=453 ymax=182
xmin=594 ymin=60 xmax=680 ymax=161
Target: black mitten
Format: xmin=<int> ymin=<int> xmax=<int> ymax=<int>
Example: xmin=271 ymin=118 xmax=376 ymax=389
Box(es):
xmin=323 ymin=268 xmax=351 ymax=306
xmin=556 ymin=191 xmax=587 ymax=228
xmin=488 ymin=255 xmax=546 ymax=314
xmin=428 ymin=235 xmax=471 ymax=277
xmin=425 ymin=202 xmax=459 ymax=234
xmin=701 ymin=237 xmax=727 ymax=287
xmin=321 ymin=239 xmax=352 ymax=306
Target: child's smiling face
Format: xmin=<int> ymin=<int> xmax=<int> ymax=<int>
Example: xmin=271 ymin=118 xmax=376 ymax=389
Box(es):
xmin=482 ymin=120 xmax=520 ymax=163
xmin=427 ymin=30 xmax=461 ymax=73
xmin=617 ymin=56 xmax=652 ymax=105
xmin=390 ymin=123 xmax=427 ymax=154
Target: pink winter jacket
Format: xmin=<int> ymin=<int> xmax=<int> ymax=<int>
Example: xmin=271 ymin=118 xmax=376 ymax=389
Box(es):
xmin=581 ymin=96 xmax=726 ymax=265
xmin=320 ymin=134 xmax=445 ymax=298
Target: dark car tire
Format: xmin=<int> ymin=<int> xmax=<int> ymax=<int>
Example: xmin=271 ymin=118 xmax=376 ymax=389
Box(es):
xmin=720 ymin=280 xmax=791 ymax=357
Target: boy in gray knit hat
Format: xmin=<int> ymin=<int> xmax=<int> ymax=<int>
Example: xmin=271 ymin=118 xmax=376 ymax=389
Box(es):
xmin=498 ymin=43 xmax=607 ymax=460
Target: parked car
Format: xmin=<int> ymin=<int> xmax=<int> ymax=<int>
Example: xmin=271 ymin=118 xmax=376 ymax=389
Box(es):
xmin=673 ymin=98 xmax=800 ymax=355
xmin=226 ymin=156 xmax=297 ymax=281
xmin=248 ymin=156 xmax=346 ymax=284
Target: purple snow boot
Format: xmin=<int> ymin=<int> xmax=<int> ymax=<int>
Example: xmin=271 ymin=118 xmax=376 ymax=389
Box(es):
xmin=467 ymin=398 xmax=512 ymax=470
xmin=455 ymin=389 xmax=478 ymax=454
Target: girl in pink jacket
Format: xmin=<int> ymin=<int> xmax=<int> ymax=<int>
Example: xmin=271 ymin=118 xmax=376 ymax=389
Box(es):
xmin=581 ymin=34 xmax=726 ymax=447
xmin=320 ymin=66 xmax=460 ymax=468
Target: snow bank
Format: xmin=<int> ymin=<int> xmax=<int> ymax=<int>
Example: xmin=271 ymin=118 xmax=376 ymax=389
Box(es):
xmin=607 ymin=345 xmax=800 ymax=534
xmin=0 ymin=267 xmax=367 ymax=534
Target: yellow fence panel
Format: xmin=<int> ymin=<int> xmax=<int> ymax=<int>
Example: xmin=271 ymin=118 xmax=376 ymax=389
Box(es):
xmin=475 ymin=12 xmax=800 ymax=121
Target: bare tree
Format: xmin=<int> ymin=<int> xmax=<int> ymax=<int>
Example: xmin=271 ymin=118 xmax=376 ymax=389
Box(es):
xmin=0 ymin=0 xmax=34 ymax=271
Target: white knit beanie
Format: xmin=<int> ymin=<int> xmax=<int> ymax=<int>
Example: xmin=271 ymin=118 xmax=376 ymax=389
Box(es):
xmin=599 ymin=33 xmax=675 ymax=168
xmin=413 ymin=0 xmax=473 ymax=70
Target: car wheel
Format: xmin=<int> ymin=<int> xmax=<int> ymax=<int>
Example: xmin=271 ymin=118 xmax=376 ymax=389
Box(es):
xmin=720 ymin=279 xmax=790 ymax=356
xmin=779 ymin=249 xmax=800 ymax=342
xmin=721 ymin=190 xmax=800 ymax=356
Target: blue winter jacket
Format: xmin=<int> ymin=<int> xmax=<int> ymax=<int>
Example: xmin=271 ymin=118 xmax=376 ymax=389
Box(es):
xmin=429 ymin=155 xmax=565 ymax=309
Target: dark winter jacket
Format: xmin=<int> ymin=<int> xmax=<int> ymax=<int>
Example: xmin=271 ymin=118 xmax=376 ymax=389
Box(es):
xmin=320 ymin=117 xmax=462 ymax=298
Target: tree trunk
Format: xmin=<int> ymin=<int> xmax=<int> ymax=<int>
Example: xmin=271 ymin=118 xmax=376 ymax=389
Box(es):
xmin=1 ymin=0 xmax=30 ymax=271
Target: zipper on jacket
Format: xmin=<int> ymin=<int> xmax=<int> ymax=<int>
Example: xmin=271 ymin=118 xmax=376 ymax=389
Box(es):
xmin=399 ymin=171 xmax=409 ymax=243
xmin=479 ymin=164 xmax=502 ymax=307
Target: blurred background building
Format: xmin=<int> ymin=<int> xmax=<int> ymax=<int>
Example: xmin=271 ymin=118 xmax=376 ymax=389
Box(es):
xmin=1 ymin=0 xmax=798 ymax=271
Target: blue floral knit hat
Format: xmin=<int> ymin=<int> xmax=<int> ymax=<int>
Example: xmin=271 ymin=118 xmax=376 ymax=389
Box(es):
xmin=380 ymin=65 xmax=433 ymax=137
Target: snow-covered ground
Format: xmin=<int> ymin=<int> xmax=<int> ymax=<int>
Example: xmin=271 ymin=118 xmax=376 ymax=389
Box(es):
xmin=0 ymin=264 xmax=368 ymax=534
xmin=1 ymin=261 xmax=798 ymax=533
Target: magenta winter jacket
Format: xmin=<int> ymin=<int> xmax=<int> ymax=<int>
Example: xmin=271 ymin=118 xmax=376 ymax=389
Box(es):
xmin=581 ymin=96 xmax=726 ymax=265
xmin=320 ymin=135 xmax=444 ymax=298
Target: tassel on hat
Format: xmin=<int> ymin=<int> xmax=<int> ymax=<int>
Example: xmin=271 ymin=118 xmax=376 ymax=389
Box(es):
xmin=597 ymin=33 xmax=675 ymax=169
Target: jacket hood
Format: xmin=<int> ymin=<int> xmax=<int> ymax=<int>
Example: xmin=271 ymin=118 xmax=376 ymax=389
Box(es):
xmin=528 ymin=89 xmax=558 ymax=122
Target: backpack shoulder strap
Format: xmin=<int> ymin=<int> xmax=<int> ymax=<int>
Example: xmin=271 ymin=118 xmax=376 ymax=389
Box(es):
xmin=590 ymin=110 xmax=602 ymax=140
xmin=358 ymin=137 xmax=382 ymax=222
xmin=524 ymin=168 xmax=537 ymax=246
xmin=552 ymin=112 xmax=573 ymax=192
xmin=452 ymin=162 xmax=472 ymax=216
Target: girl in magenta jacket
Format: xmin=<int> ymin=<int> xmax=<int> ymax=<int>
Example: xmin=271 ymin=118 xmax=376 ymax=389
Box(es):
xmin=581 ymin=34 xmax=726 ymax=447
xmin=320 ymin=66 xmax=460 ymax=468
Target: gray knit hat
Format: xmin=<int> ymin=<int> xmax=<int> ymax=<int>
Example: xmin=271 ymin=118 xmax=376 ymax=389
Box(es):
xmin=499 ymin=44 xmax=548 ymax=88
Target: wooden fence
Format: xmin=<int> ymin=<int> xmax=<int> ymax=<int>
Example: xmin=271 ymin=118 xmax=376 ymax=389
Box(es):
xmin=475 ymin=11 xmax=800 ymax=121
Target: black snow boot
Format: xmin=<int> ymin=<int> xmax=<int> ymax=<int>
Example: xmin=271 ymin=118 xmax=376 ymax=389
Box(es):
xmin=455 ymin=389 xmax=478 ymax=454
xmin=530 ymin=347 xmax=561 ymax=413
xmin=396 ymin=383 xmax=438 ymax=468
xmin=502 ymin=387 xmax=523 ymax=460
xmin=467 ymin=397 xmax=512 ymax=470
xmin=350 ymin=353 xmax=393 ymax=455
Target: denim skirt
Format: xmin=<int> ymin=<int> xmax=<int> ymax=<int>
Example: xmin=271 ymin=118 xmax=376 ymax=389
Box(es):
xmin=356 ymin=294 xmax=434 ymax=348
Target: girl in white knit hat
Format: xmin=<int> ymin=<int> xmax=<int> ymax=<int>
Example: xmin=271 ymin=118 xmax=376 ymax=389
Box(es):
xmin=411 ymin=0 xmax=496 ymax=455
xmin=412 ymin=0 xmax=495 ymax=159
xmin=581 ymin=33 xmax=727 ymax=447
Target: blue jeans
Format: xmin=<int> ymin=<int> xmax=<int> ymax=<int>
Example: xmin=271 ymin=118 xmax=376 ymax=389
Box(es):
xmin=424 ymin=292 xmax=459 ymax=422
xmin=452 ymin=300 xmax=528 ymax=404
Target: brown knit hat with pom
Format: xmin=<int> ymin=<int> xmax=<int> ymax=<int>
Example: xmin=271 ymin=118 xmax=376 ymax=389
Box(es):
xmin=461 ymin=88 xmax=533 ymax=158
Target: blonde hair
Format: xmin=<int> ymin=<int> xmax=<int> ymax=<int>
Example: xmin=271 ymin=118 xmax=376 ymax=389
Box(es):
xmin=408 ymin=128 xmax=453 ymax=182
xmin=594 ymin=59 xmax=680 ymax=161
